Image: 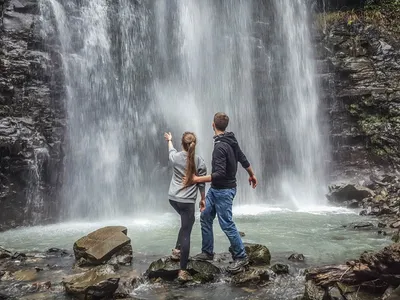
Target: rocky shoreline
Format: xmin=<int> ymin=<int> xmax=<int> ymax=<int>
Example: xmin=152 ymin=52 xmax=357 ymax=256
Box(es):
xmin=0 ymin=214 xmax=397 ymax=300
xmin=0 ymin=226 xmax=306 ymax=299
xmin=327 ymin=173 xmax=400 ymax=243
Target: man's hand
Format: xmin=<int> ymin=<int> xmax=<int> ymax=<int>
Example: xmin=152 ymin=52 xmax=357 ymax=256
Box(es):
xmin=164 ymin=132 xmax=172 ymax=142
xmin=199 ymin=199 xmax=206 ymax=212
xmin=248 ymin=175 xmax=258 ymax=189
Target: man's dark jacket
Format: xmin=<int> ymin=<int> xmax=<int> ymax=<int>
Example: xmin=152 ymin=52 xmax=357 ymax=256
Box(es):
xmin=210 ymin=132 xmax=250 ymax=189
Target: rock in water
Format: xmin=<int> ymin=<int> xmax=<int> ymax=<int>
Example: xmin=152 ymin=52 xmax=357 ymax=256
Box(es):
xmin=146 ymin=257 xmax=220 ymax=282
xmin=271 ymin=263 xmax=289 ymax=275
xmin=304 ymin=243 xmax=400 ymax=299
xmin=73 ymin=226 xmax=132 ymax=265
xmin=326 ymin=183 xmax=374 ymax=202
xmin=63 ymin=265 xmax=119 ymax=300
xmin=244 ymin=243 xmax=271 ymax=266
xmin=231 ymin=267 xmax=269 ymax=286
xmin=13 ymin=269 xmax=38 ymax=281
xmin=0 ymin=247 xmax=12 ymax=259
xmin=288 ymin=253 xmax=305 ymax=262
xmin=385 ymin=285 xmax=400 ymax=300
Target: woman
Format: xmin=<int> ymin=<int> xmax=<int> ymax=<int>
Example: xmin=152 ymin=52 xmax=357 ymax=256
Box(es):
xmin=164 ymin=131 xmax=207 ymax=282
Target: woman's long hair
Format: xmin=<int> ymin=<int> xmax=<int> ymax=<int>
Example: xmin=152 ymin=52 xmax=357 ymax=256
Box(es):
xmin=182 ymin=132 xmax=197 ymax=187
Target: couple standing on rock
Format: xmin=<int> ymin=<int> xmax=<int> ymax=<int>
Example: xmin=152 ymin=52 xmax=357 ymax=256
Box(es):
xmin=164 ymin=112 xmax=258 ymax=282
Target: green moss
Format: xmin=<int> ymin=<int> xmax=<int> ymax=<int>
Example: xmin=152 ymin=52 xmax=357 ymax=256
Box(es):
xmin=314 ymin=0 xmax=400 ymax=33
xmin=359 ymin=115 xmax=386 ymax=135
xmin=348 ymin=104 xmax=361 ymax=115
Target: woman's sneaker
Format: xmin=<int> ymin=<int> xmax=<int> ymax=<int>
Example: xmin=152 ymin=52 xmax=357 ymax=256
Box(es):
xmin=193 ymin=252 xmax=214 ymax=261
xmin=227 ymin=257 xmax=249 ymax=274
xmin=171 ymin=249 xmax=181 ymax=261
xmin=177 ymin=270 xmax=193 ymax=283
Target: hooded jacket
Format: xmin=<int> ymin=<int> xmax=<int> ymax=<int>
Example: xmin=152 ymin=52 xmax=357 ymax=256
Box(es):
xmin=211 ymin=132 xmax=250 ymax=189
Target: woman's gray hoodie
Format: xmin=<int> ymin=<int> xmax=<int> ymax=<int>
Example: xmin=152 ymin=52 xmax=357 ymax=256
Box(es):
xmin=168 ymin=147 xmax=207 ymax=203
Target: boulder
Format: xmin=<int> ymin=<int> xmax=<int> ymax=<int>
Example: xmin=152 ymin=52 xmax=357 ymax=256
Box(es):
xmin=390 ymin=220 xmax=400 ymax=229
xmin=73 ymin=226 xmax=132 ymax=265
xmin=326 ymin=184 xmax=374 ymax=202
xmin=385 ymin=285 xmax=400 ymax=300
xmin=13 ymin=269 xmax=38 ymax=281
xmin=146 ymin=257 xmax=220 ymax=282
xmin=244 ymin=243 xmax=271 ymax=266
xmin=304 ymin=243 xmax=400 ymax=299
xmin=63 ymin=265 xmax=120 ymax=300
xmin=231 ymin=267 xmax=269 ymax=286
xmin=271 ymin=263 xmax=289 ymax=275
xmin=303 ymin=280 xmax=326 ymax=300
xmin=345 ymin=199 xmax=360 ymax=208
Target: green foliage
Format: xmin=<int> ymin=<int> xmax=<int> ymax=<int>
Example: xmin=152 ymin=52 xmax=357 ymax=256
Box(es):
xmin=314 ymin=0 xmax=400 ymax=33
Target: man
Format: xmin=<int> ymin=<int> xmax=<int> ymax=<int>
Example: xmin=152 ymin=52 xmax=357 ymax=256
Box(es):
xmin=192 ymin=112 xmax=257 ymax=274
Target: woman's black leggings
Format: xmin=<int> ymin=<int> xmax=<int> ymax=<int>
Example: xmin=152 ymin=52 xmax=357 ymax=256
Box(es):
xmin=169 ymin=200 xmax=195 ymax=270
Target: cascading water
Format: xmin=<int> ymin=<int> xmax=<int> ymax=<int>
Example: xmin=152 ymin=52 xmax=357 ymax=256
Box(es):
xmin=151 ymin=1 xmax=261 ymax=205
xmin=38 ymin=0 xmax=328 ymax=220
xmin=258 ymin=0 xmax=329 ymax=209
xmin=277 ymin=0 xmax=328 ymax=208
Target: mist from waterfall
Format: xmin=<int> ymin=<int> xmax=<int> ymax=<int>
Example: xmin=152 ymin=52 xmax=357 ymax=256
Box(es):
xmin=38 ymin=0 xmax=328 ymax=220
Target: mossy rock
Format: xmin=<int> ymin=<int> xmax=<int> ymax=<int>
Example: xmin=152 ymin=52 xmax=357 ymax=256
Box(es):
xmin=244 ymin=243 xmax=271 ymax=266
xmin=146 ymin=257 xmax=220 ymax=282
xmin=231 ymin=267 xmax=269 ymax=286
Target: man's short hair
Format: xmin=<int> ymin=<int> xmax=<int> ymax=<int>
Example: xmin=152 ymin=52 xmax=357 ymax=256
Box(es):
xmin=214 ymin=112 xmax=229 ymax=131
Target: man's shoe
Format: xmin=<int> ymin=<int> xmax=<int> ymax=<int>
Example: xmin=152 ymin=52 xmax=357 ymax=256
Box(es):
xmin=193 ymin=252 xmax=214 ymax=261
xmin=227 ymin=257 xmax=249 ymax=274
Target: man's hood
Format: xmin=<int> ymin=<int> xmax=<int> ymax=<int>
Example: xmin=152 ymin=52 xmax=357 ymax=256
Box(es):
xmin=214 ymin=132 xmax=238 ymax=148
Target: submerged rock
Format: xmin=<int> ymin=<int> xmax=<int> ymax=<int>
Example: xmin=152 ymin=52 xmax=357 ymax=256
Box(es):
xmin=344 ymin=221 xmax=375 ymax=230
xmin=288 ymin=253 xmax=305 ymax=262
xmin=45 ymin=248 xmax=69 ymax=257
xmin=327 ymin=183 xmax=374 ymax=203
xmin=271 ymin=263 xmax=289 ymax=275
xmin=63 ymin=265 xmax=120 ymax=300
xmin=73 ymin=226 xmax=132 ymax=266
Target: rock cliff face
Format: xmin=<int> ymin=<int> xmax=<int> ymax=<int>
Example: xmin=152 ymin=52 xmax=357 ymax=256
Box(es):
xmin=0 ymin=0 xmax=64 ymax=230
xmin=314 ymin=1 xmax=400 ymax=179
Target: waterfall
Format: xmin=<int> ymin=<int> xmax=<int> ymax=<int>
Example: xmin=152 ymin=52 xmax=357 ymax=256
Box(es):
xmin=151 ymin=1 xmax=261 ymax=205
xmin=261 ymin=0 xmax=329 ymax=208
xmin=39 ymin=0 xmax=328 ymax=220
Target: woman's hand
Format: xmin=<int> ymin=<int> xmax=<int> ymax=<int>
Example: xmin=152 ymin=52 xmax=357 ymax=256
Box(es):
xmin=164 ymin=132 xmax=172 ymax=142
xmin=199 ymin=199 xmax=206 ymax=212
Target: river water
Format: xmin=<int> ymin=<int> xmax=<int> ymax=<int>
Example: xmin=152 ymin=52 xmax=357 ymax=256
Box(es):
xmin=0 ymin=205 xmax=390 ymax=299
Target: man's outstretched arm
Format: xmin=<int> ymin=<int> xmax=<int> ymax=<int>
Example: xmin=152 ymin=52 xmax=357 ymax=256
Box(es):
xmin=238 ymin=145 xmax=257 ymax=188
xmin=246 ymin=166 xmax=257 ymax=188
